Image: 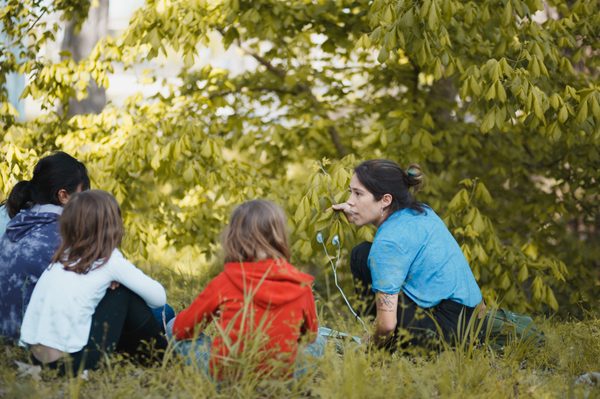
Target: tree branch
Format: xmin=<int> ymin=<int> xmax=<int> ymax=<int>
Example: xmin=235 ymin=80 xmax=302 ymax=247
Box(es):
xmin=207 ymin=86 xmax=301 ymax=99
xmin=243 ymin=48 xmax=348 ymax=156
xmin=7 ymin=7 xmax=48 ymax=49
xmin=216 ymin=28 xmax=348 ymax=157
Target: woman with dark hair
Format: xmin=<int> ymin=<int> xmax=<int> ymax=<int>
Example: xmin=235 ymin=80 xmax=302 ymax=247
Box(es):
xmin=333 ymin=159 xmax=483 ymax=350
xmin=0 ymin=151 xmax=90 ymax=340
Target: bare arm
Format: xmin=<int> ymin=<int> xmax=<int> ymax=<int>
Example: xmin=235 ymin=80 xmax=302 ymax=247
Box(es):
xmin=373 ymin=292 xmax=398 ymax=346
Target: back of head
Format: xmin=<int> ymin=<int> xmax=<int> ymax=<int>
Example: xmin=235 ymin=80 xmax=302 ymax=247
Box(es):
xmin=223 ymin=200 xmax=290 ymax=263
xmin=354 ymin=159 xmax=425 ymax=214
xmin=6 ymin=151 xmax=90 ymax=218
xmin=52 ymin=190 xmax=123 ymax=274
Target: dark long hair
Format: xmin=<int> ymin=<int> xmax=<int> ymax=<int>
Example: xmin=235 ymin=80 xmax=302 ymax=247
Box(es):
xmin=354 ymin=159 xmax=425 ymax=215
xmin=52 ymin=190 xmax=124 ymax=274
xmin=6 ymin=152 xmax=90 ymax=218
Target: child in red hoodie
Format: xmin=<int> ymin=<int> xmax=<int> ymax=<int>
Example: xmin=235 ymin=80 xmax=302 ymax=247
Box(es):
xmin=169 ymin=200 xmax=319 ymax=378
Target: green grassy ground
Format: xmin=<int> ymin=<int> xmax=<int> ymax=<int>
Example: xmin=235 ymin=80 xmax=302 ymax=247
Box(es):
xmin=1 ymin=259 xmax=598 ymax=399
xmin=1 ymin=315 xmax=598 ymax=398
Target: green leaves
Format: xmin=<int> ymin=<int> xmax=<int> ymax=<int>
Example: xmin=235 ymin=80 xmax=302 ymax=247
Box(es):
xmin=444 ymin=178 xmax=568 ymax=312
xmin=290 ymin=157 xmax=359 ymax=263
xmin=2 ymin=0 xmax=598 ymax=315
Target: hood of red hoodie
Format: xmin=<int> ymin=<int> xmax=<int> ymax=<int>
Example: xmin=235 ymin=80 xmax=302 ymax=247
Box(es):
xmin=223 ymin=259 xmax=314 ymax=308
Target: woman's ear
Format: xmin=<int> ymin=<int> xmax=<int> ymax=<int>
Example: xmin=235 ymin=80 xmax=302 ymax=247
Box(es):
xmin=381 ymin=193 xmax=393 ymax=208
xmin=57 ymin=189 xmax=70 ymax=205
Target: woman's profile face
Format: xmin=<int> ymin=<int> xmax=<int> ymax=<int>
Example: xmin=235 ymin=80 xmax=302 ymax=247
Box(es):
xmin=346 ymin=174 xmax=387 ymax=227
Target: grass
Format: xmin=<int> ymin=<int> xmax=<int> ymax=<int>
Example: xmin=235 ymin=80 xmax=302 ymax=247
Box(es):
xmin=1 ymin=257 xmax=599 ymax=399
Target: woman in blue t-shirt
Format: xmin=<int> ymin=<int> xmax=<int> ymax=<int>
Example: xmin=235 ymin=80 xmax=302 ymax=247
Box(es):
xmin=333 ymin=159 xmax=483 ymax=350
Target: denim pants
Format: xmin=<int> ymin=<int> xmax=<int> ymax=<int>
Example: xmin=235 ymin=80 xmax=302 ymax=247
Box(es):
xmin=165 ymin=319 xmax=329 ymax=376
xmin=166 ymin=319 xmax=212 ymax=373
xmin=151 ymin=304 xmax=176 ymax=333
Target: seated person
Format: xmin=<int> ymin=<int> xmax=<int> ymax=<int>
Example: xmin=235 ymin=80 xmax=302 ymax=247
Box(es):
xmin=170 ymin=200 xmax=319 ymax=378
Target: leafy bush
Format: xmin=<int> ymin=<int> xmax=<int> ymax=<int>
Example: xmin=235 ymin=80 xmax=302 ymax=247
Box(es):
xmin=1 ymin=0 xmax=598 ymax=315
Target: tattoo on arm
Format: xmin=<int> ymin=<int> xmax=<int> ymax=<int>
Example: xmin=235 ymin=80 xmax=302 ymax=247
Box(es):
xmin=376 ymin=293 xmax=397 ymax=312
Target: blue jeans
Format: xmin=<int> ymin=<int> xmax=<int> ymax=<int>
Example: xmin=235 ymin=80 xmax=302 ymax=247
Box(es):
xmin=166 ymin=319 xmax=212 ymax=373
xmin=151 ymin=304 xmax=175 ymax=333
xmin=293 ymin=328 xmax=329 ymax=378
xmin=165 ymin=319 xmax=331 ymax=376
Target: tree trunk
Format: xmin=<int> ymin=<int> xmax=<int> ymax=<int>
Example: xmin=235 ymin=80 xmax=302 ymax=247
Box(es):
xmin=61 ymin=0 xmax=109 ymax=116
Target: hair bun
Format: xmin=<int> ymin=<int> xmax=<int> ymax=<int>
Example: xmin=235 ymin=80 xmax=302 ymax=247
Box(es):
xmin=6 ymin=180 xmax=34 ymax=218
xmin=405 ymin=163 xmax=424 ymax=191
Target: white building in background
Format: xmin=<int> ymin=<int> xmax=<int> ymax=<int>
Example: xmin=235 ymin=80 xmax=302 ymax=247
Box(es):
xmin=16 ymin=0 xmax=256 ymax=120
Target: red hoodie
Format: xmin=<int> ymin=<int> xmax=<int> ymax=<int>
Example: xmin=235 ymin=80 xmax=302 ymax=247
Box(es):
xmin=172 ymin=259 xmax=318 ymax=375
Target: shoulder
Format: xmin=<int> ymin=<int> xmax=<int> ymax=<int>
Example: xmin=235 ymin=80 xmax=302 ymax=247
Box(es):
xmin=282 ymin=263 xmax=315 ymax=300
xmin=103 ymin=248 xmax=132 ymax=270
xmin=36 ymin=216 xmax=62 ymax=240
xmin=415 ymin=206 xmax=451 ymax=234
xmin=376 ymin=209 xmax=424 ymax=240
xmin=283 ymin=261 xmax=315 ymax=284
xmin=200 ymin=272 xmax=232 ymax=296
xmin=35 ymin=262 xmax=67 ymax=285
xmin=110 ymin=248 xmax=125 ymax=260
xmin=376 ymin=208 xmax=440 ymax=250
xmin=384 ymin=206 xmax=441 ymax=230
xmin=207 ymin=271 xmax=230 ymax=287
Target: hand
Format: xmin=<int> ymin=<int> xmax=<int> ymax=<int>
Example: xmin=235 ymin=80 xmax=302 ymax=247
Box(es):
xmin=331 ymin=202 xmax=350 ymax=212
xmin=331 ymin=202 xmax=354 ymax=220
xmin=110 ymin=281 xmax=120 ymax=290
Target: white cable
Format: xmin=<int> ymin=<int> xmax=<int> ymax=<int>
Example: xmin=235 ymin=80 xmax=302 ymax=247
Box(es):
xmin=317 ymin=233 xmax=368 ymax=333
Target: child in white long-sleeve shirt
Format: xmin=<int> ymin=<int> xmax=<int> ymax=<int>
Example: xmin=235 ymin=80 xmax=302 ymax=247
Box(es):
xmin=20 ymin=190 xmax=168 ymax=374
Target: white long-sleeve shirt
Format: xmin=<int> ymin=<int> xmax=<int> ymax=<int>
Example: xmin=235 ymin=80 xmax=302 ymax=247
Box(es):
xmin=19 ymin=248 xmax=166 ymax=353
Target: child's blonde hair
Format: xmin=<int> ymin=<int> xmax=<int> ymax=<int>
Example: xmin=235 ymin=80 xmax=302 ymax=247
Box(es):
xmin=223 ymin=200 xmax=290 ymax=263
xmin=52 ymin=190 xmax=123 ymax=274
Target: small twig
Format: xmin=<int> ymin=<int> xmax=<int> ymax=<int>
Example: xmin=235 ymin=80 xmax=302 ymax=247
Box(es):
xmin=8 ymin=8 xmax=49 ymax=49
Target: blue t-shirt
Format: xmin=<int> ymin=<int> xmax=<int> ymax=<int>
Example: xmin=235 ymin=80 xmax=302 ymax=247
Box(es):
xmin=368 ymin=206 xmax=482 ymax=308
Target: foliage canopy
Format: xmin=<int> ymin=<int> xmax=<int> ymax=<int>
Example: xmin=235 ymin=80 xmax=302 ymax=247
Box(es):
xmin=1 ymin=0 xmax=598 ymax=316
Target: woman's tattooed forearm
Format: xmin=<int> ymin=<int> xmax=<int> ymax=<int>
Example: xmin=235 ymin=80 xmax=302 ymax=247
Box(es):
xmin=376 ymin=294 xmax=396 ymax=312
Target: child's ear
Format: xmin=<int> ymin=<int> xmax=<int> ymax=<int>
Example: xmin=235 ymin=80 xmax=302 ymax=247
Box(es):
xmin=57 ymin=189 xmax=70 ymax=205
